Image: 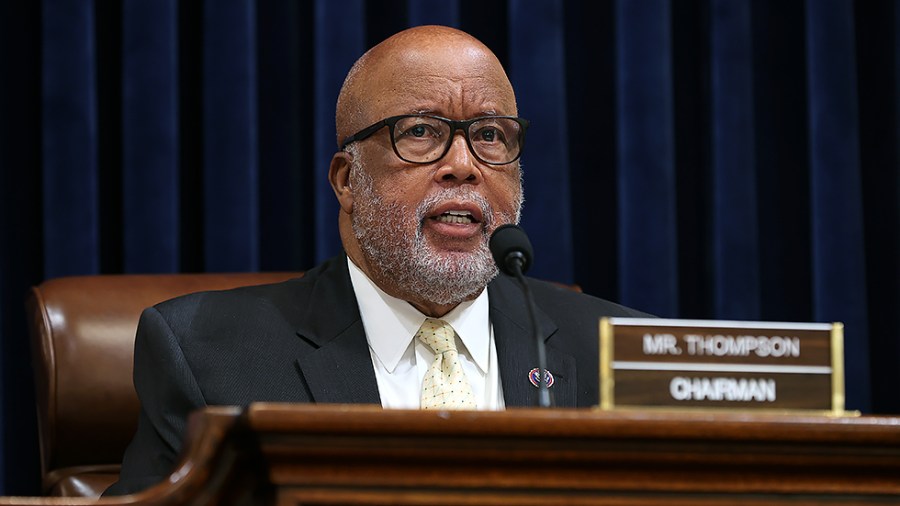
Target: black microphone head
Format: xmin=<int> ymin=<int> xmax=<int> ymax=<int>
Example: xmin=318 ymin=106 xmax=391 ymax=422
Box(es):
xmin=489 ymin=224 xmax=534 ymax=275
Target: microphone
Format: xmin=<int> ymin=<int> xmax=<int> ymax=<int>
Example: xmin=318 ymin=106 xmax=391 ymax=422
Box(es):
xmin=490 ymin=223 xmax=533 ymax=276
xmin=489 ymin=224 xmax=551 ymax=408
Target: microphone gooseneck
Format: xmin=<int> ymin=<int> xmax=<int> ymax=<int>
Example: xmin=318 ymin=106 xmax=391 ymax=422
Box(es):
xmin=489 ymin=224 xmax=551 ymax=408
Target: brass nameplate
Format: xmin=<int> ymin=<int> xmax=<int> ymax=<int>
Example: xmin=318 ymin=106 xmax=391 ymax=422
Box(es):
xmin=599 ymin=318 xmax=846 ymax=414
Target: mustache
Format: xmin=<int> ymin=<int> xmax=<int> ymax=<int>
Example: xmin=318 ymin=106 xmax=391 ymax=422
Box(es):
xmin=415 ymin=187 xmax=495 ymax=231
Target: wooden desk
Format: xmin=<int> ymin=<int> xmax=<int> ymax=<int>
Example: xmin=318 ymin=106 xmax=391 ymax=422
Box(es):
xmin=4 ymin=404 xmax=900 ymax=505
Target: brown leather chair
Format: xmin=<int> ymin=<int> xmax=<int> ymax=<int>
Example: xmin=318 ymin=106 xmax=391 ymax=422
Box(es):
xmin=26 ymin=272 xmax=302 ymax=497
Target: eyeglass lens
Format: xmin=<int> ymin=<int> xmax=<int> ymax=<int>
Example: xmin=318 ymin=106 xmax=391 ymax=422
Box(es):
xmin=392 ymin=116 xmax=522 ymax=164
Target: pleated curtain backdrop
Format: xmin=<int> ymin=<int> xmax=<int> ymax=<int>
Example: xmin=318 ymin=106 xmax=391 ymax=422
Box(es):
xmin=0 ymin=0 xmax=897 ymax=495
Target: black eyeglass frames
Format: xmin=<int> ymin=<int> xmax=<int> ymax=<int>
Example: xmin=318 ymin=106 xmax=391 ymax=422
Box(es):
xmin=339 ymin=114 xmax=529 ymax=166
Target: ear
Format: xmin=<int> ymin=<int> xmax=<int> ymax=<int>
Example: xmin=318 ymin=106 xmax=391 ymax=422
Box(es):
xmin=329 ymin=151 xmax=355 ymax=213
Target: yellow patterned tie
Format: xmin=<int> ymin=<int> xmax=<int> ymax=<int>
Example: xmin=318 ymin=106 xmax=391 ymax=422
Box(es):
xmin=417 ymin=318 xmax=477 ymax=410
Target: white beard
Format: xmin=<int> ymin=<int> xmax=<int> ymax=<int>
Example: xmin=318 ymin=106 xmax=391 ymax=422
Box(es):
xmin=348 ymin=153 xmax=522 ymax=306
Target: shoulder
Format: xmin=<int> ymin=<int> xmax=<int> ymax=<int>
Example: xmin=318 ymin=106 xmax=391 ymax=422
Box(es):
xmin=153 ymin=256 xmax=347 ymax=310
xmin=487 ymin=273 xmax=653 ymax=353
xmin=526 ymin=278 xmax=653 ymax=319
xmin=151 ymin=255 xmax=351 ymax=331
xmin=488 ymin=273 xmax=653 ymax=323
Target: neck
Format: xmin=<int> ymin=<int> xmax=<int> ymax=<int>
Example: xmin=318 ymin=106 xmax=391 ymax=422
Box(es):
xmin=408 ymin=298 xmax=465 ymax=319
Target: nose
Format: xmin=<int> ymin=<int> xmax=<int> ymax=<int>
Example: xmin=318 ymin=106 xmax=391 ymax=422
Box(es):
xmin=433 ymin=132 xmax=483 ymax=185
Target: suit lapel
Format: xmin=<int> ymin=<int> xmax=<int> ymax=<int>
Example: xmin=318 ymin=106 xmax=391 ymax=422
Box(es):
xmin=295 ymin=320 xmax=381 ymax=404
xmin=489 ymin=276 xmax=576 ymax=408
xmin=291 ymin=256 xmax=381 ymax=405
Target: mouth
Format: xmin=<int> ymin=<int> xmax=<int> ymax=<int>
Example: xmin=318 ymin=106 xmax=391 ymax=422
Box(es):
xmin=433 ymin=210 xmax=478 ymax=225
xmin=421 ymin=201 xmax=487 ymax=242
xmin=426 ymin=200 xmax=486 ymax=226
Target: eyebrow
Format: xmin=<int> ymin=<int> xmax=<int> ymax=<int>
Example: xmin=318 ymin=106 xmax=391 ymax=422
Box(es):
xmin=409 ymin=109 xmax=503 ymax=118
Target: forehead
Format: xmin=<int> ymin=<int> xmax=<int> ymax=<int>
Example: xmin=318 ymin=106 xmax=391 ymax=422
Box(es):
xmin=363 ymin=44 xmax=517 ymax=120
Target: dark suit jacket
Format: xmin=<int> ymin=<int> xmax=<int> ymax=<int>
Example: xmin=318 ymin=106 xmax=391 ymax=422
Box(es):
xmin=105 ymin=255 xmax=648 ymax=495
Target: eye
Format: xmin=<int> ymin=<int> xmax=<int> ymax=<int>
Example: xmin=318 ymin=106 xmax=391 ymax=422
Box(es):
xmin=396 ymin=120 xmax=443 ymax=140
xmin=472 ymin=126 xmax=505 ymax=145
xmin=409 ymin=124 xmax=427 ymax=137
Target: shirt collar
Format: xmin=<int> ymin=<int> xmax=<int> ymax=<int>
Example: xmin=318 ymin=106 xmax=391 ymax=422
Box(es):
xmin=347 ymin=256 xmax=491 ymax=374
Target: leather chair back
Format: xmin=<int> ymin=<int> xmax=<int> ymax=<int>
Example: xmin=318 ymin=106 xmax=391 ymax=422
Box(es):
xmin=26 ymin=272 xmax=301 ymax=497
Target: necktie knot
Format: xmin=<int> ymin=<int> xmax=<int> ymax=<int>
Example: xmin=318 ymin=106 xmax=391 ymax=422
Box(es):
xmin=417 ymin=318 xmax=457 ymax=355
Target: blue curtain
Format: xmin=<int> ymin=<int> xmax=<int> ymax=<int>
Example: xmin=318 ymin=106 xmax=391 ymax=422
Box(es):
xmin=1 ymin=0 xmax=897 ymax=494
xmin=123 ymin=0 xmax=179 ymax=273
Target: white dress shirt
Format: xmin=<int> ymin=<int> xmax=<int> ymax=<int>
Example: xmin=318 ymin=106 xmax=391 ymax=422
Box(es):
xmin=347 ymin=256 xmax=505 ymax=410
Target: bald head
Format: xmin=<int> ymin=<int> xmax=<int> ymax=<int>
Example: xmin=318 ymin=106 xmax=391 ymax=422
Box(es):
xmin=335 ymin=25 xmax=517 ymax=146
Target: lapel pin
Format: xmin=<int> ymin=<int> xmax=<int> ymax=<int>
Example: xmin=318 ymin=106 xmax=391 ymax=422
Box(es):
xmin=528 ymin=368 xmax=555 ymax=388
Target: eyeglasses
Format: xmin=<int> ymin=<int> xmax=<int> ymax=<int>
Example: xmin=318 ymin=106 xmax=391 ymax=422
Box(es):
xmin=340 ymin=114 xmax=529 ymax=166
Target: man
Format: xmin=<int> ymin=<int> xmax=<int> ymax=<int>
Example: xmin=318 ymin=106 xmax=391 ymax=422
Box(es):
xmin=105 ymin=25 xmax=648 ymax=495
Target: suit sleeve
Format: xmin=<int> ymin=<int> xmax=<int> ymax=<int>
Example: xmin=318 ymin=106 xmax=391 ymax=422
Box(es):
xmin=103 ymin=306 xmax=207 ymax=496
